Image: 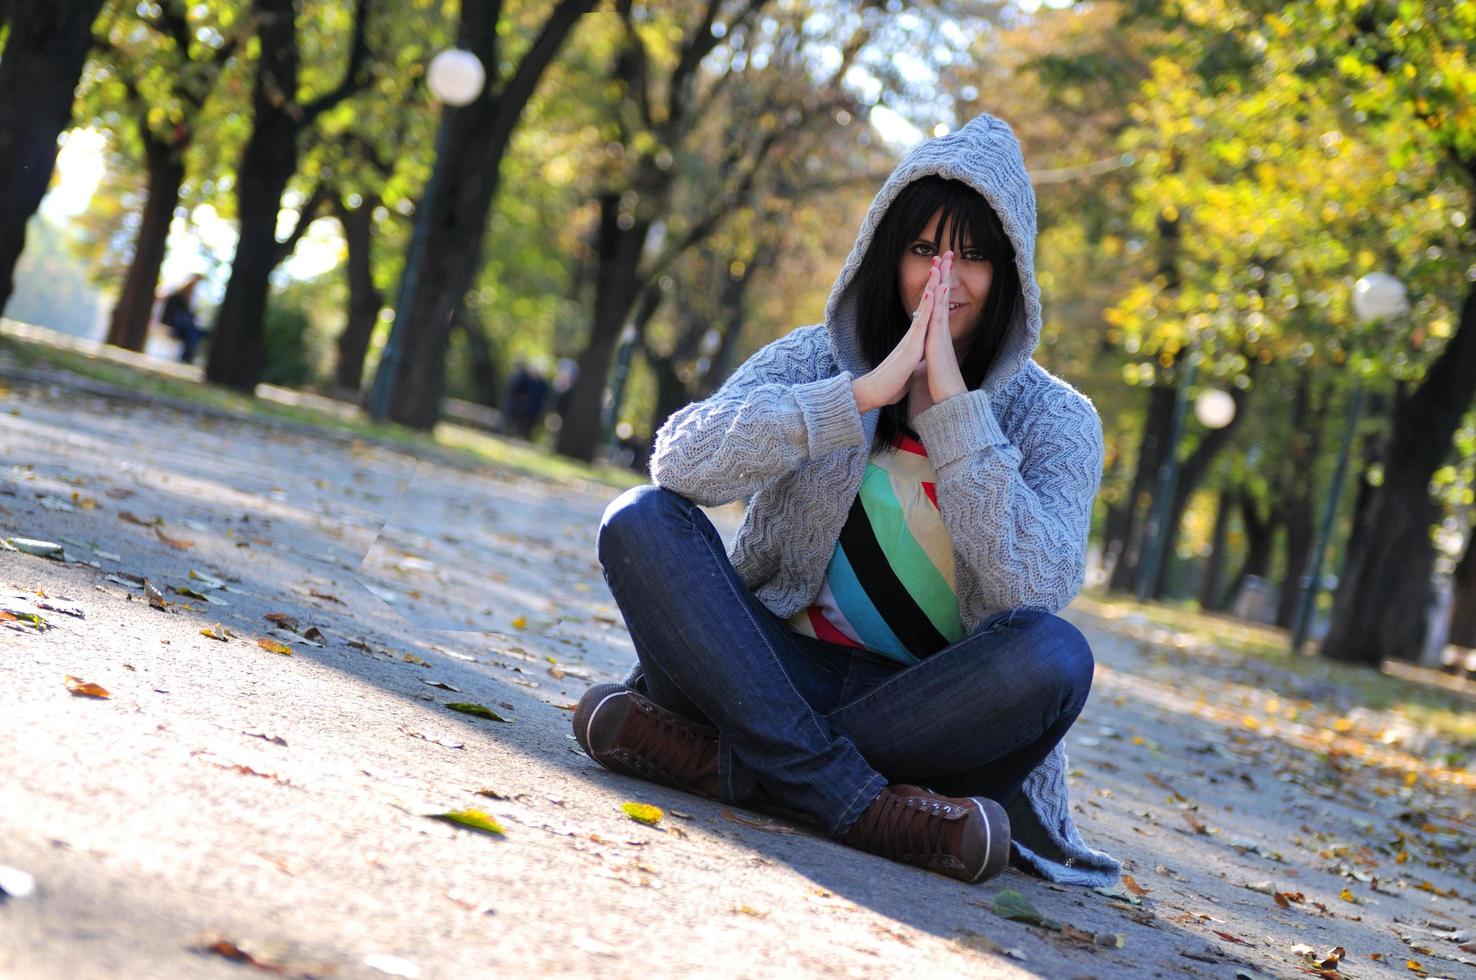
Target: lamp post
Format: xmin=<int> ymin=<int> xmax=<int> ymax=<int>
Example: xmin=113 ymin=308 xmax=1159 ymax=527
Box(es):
xmin=366 ymin=48 xmax=486 ymax=423
xmin=1290 ymin=272 xmax=1408 ymax=653
xmin=1135 ymin=337 xmax=1238 ymax=602
xmin=603 ymin=323 xmax=639 ymax=451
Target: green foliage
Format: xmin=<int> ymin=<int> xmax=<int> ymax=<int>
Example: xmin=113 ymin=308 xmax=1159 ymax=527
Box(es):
xmin=260 ymin=301 xmax=315 ymax=388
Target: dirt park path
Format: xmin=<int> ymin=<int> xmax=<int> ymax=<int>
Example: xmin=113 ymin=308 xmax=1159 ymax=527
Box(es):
xmin=1 ymin=355 xmax=1472 ymax=979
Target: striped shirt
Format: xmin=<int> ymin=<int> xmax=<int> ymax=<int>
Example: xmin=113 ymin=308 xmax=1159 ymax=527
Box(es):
xmin=786 ymin=424 xmax=964 ymax=664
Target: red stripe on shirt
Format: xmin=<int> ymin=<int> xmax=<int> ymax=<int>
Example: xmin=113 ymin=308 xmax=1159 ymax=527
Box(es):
xmin=808 ymin=606 xmax=863 ymax=648
xmin=922 ymin=481 xmax=938 ymax=510
xmin=895 ymin=431 xmax=927 ymax=456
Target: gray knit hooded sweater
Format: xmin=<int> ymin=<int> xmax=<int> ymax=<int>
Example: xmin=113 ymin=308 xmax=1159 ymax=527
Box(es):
xmin=646 ymin=113 xmax=1120 ymax=887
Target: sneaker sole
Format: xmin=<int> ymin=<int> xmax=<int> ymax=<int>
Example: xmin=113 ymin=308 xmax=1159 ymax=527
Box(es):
xmin=572 ymin=682 xmax=629 ymax=760
xmin=967 ymin=797 xmax=1011 ymax=883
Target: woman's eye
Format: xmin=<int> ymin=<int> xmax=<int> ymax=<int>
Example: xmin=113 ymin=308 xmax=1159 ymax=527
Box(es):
xmin=963 ymin=250 xmax=987 ymax=262
xmin=910 ymin=243 xmax=936 ymax=257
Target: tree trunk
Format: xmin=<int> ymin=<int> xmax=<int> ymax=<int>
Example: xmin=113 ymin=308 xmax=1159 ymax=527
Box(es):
xmin=1274 ymin=373 xmax=1326 ymax=629
xmin=205 ymin=117 xmax=301 ymax=390
xmin=1322 ymin=281 xmax=1476 ymax=665
xmin=647 ymin=354 xmax=690 ymax=447
xmin=1224 ymin=489 xmax=1277 ymax=613
xmin=555 ymin=192 xmax=652 ymax=461
xmin=1197 ymin=486 xmax=1233 ymax=611
xmin=0 ymin=0 xmax=105 ymax=315
xmin=332 ymin=193 xmax=382 ymax=391
xmin=105 ymin=136 xmax=185 ymax=350
xmin=205 ymin=0 xmax=369 ymax=392
xmin=1449 ymin=516 xmax=1476 ymax=649
xmin=1107 ymin=382 xmax=1176 ymax=592
xmin=457 ymin=314 xmax=500 ymax=409
xmin=696 ymin=294 xmax=748 ymax=399
xmin=1149 ymin=379 xmax=1250 ymax=598
xmin=204 ymin=0 xmax=305 ymax=391
xmin=385 ymin=0 xmax=594 ymax=429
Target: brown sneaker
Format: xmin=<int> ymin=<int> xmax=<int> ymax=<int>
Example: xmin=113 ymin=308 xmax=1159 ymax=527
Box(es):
xmin=841 ymin=784 xmax=1010 ymax=883
xmin=573 ymin=683 xmax=721 ymax=800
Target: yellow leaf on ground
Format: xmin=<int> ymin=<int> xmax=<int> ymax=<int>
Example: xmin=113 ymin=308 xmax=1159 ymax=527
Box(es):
xmin=511 ymin=616 xmax=527 ymax=629
xmin=256 ymin=638 xmax=293 ymax=656
xmin=200 ymin=624 xmax=233 ymax=641
xmin=622 ymin=802 xmax=663 ymax=826
xmin=431 ymin=809 xmax=505 ymax=835
xmin=64 ymin=675 xmax=110 ymax=698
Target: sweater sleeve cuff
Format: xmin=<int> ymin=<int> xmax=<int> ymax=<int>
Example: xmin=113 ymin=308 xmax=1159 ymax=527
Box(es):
xmin=913 ymin=389 xmax=1009 ymax=469
xmin=795 ymin=372 xmax=863 ymax=459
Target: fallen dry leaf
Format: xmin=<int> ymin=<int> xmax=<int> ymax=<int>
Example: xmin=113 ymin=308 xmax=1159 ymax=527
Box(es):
xmin=64 ymin=675 xmax=110 ymax=698
xmin=445 ymin=702 xmax=508 ymax=722
xmin=200 ymin=624 xmax=233 ymax=641
xmin=1213 ymin=930 xmax=1257 ymax=948
xmin=1275 ymin=891 xmax=1304 ymax=909
xmin=155 ymin=526 xmax=193 ymax=550
xmin=1122 ymin=874 xmax=1151 ymax=897
xmin=256 ymin=638 xmax=293 ymax=656
xmin=194 ymin=934 xmax=288 ymax=974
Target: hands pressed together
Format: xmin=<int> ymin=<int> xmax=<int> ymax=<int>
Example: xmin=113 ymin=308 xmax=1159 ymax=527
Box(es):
xmin=851 ymin=251 xmax=969 ymax=421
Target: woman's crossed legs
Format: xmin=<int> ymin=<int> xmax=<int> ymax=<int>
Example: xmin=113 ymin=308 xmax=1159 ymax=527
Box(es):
xmin=595 ymin=484 xmax=1093 ymax=839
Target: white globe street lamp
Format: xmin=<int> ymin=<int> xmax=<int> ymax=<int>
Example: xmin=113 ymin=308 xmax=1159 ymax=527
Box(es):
xmin=1353 ymin=272 xmax=1410 ymax=323
xmin=1193 ymin=388 xmax=1236 ymax=430
xmin=426 ymin=49 xmax=486 ymax=107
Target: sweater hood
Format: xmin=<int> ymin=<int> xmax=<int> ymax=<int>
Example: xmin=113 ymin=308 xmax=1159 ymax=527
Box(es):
xmin=823 ymin=113 xmax=1041 ymax=395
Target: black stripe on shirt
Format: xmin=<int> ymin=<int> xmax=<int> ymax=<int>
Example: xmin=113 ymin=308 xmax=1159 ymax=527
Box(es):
xmin=837 ymin=494 xmax=950 ymax=658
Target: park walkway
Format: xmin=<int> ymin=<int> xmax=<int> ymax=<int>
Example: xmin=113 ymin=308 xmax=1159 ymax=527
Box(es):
xmin=1 ymin=350 xmax=1472 ymax=978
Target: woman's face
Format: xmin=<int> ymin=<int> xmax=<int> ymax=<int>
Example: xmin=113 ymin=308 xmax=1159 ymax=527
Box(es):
xmin=897 ymin=207 xmax=993 ymax=353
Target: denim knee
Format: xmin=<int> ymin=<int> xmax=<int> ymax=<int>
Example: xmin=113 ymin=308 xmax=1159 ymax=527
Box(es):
xmin=597 ymin=483 xmax=683 ymax=568
xmin=979 ymin=608 xmax=1094 ymax=706
xmin=1041 ymin=613 xmax=1095 ymax=708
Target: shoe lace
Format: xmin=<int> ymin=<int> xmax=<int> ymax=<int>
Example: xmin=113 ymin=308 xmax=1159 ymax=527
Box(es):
xmin=626 ymin=703 xmax=713 ymax=785
xmin=861 ymin=791 xmax=956 ymax=861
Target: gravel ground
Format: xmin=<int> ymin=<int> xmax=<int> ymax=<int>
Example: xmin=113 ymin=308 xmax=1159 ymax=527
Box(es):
xmin=1 ymin=361 xmax=1472 ymax=980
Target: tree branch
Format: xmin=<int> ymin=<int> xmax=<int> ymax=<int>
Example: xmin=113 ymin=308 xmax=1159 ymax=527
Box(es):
xmin=488 ymin=0 xmax=595 ymax=162
xmin=149 ymin=0 xmax=193 ymax=60
xmin=614 ymin=0 xmax=653 ymax=131
xmin=273 ymin=182 xmax=330 ymax=265
xmin=666 ymin=0 xmax=770 ymax=137
xmin=301 ymin=0 xmax=373 ymax=123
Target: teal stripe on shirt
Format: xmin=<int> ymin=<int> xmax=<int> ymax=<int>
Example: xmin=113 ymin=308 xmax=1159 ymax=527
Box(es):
xmin=825 ymin=542 xmax=919 ymax=666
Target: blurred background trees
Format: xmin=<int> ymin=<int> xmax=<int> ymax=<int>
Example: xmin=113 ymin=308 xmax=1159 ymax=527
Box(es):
xmin=1 ymin=0 xmax=1473 ymax=672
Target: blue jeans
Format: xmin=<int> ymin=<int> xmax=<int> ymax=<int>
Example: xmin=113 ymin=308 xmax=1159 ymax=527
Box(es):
xmin=596 ymin=484 xmax=1094 ymax=839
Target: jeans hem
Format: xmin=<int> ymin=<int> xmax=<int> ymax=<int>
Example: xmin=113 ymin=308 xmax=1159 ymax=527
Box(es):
xmin=827 ymin=772 xmax=889 ymax=839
